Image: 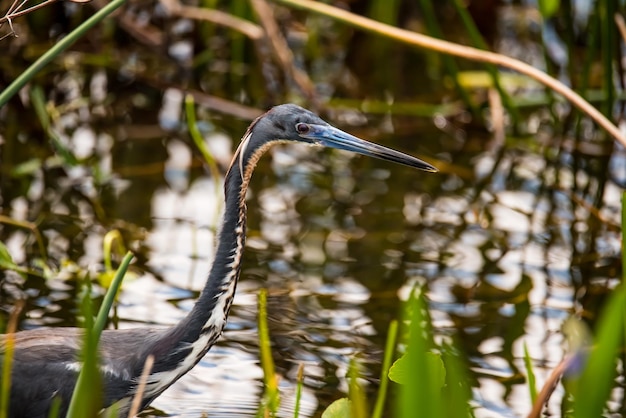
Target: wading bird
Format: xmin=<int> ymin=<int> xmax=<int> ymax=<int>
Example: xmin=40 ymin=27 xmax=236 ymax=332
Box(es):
xmin=0 ymin=104 xmax=436 ymax=417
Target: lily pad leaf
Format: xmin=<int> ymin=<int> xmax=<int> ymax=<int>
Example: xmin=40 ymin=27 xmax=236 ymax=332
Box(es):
xmin=321 ymin=397 xmax=351 ymax=418
xmin=389 ymin=351 xmax=446 ymax=390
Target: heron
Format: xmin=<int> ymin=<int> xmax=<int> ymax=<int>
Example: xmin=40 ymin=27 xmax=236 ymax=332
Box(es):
xmin=0 ymin=104 xmax=436 ymax=417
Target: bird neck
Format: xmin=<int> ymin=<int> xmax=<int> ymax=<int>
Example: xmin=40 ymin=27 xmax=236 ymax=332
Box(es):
xmin=150 ymin=156 xmax=253 ymax=368
xmin=182 ymin=162 xmax=250 ymax=348
xmin=137 ymin=160 xmax=252 ymax=405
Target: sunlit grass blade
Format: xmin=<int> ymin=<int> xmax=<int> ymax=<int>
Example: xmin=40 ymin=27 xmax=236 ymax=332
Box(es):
xmin=571 ymin=191 xmax=626 ymax=418
xmin=372 ymin=319 xmax=398 ymax=418
xmin=0 ymin=215 xmax=47 ymax=262
xmin=67 ymin=275 xmax=103 ymax=417
xmin=348 ymin=358 xmax=368 ymax=418
xmin=258 ymin=289 xmax=279 ymax=417
xmin=523 ymin=341 xmax=538 ymax=403
xmin=441 ymin=342 xmax=473 ymax=418
xmin=572 ymin=284 xmax=625 ymax=417
xmin=47 ymin=397 xmax=61 ymax=418
xmin=398 ymin=287 xmax=444 ymax=418
xmin=450 ymin=0 xmax=520 ymax=125
xmin=185 ymin=95 xmax=222 ymax=182
xmin=293 ymin=363 xmax=304 ymax=418
xmin=30 ymin=85 xmax=78 ymax=166
xmin=417 ymin=0 xmax=477 ymax=116
xmin=0 ymin=301 xmax=23 ymax=418
xmin=185 ymin=94 xmax=223 ymax=227
xmin=94 ymin=252 xmax=134 ymax=337
xmin=66 ymin=252 xmax=134 ymax=417
xmin=0 ymin=0 xmax=128 ymax=107
xmin=599 ymin=0 xmax=616 ymax=118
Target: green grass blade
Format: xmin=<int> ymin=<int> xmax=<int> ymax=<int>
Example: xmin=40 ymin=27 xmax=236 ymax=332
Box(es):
xmin=572 ymin=285 xmax=625 ymax=417
xmin=30 ymin=86 xmax=78 ymax=166
xmin=523 ymin=341 xmax=538 ymax=403
xmin=185 ymin=95 xmax=222 ymax=182
xmin=258 ymin=289 xmax=279 ymax=416
xmin=0 ymin=344 xmax=13 ymax=418
xmin=348 ymin=358 xmax=368 ymax=418
xmin=66 ymin=252 xmax=133 ymax=417
xmin=93 ymin=252 xmax=134 ymax=338
xmin=372 ymin=319 xmax=398 ymax=418
xmin=0 ymin=302 xmax=23 ymax=418
xmin=293 ymin=363 xmax=304 ymax=418
xmin=0 ymin=0 xmax=127 ymax=107
xmin=398 ymin=288 xmax=444 ymax=418
xmin=441 ymin=343 xmax=473 ymax=418
xmin=450 ymin=0 xmax=520 ymax=125
xmin=185 ymin=95 xmax=223 ymax=226
xmin=571 ymin=192 xmax=626 ymax=416
xmin=47 ymin=397 xmax=61 ymax=418
xmin=67 ymin=276 xmax=102 ymax=418
xmin=417 ymin=0 xmax=477 ymax=116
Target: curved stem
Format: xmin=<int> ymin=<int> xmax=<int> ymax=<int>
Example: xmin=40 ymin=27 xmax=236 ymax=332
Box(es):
xmin=272 ymin=0 xmax=625 ymax=146
xmin=0 ymin=0 xmax=127 ymax=108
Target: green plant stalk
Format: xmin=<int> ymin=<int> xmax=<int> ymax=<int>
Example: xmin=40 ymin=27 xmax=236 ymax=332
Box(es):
xmin=293 ymin=364 xmax=304 ymax=418
xmin=94 ymin=252 xmax=133 ymax=337
xmin=67 ymin=276 xmax=102 ymax=417
xmin=47 ymin=397 xmax=61 ymax=418
xmin=400 ymin=288 xmax=443 ymax=418
xmin=258 ymin=289 xmax=279 ymax=416
xmin=572 ymin=199 xmax=626 ymax=418
xmin=0 ymin=0 xmax=127 ymax=108
xmin=440 ymin=342 xmax=472 ymax=418
xmin=622 ymin=191 xmax=626 ymax=356
xmin=0 ymin=334 xmax=14 ymax=418
xmin=185 ymin=95 xmax=221 ymax=178
xmin=0 ymin=215 xmax=47 ymax=262
xmin=348 ymin=358 xmax=368 ymax=418
xmin=523 ymin=341 xmax=538 ymax=403
xmin=103 ymin=230 xmax=125 ymax=272
xmin=184 ymin=95 xmax=223 ymax=222
xmin=0 ymin=301 xmax=24 ymax=418
xmin=600 ymin=0 xmax=615 ymax=119
xmin=450 ymin=0 xmax=520 ymax=125
xmin=417 ymin=0 xmax=477 ymax=116
xmin=371 ymin=320 xmax=398 ymax=418
xmin=30 ymin=86 xmax=78 ymax=166
xmin=572 ymin=288 xmax=625 ymax=417
xmin=66 ymin=252 xmax=133 ymax=417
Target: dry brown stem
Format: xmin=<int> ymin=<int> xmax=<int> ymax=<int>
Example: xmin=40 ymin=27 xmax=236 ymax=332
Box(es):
xmin=272 ymin=0 xmax=625 ymax=146
xmin=160 ymin=0 xmax=264 ymax=41
xmin=250 ymin=0 xmax=318 ymax=107
xmin=527 ymin=355 xmax=577 ymax=418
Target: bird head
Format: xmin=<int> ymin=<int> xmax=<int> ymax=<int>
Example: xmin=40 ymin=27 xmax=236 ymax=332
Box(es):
xmin=233 ymin=104 xmax=437 ymax=181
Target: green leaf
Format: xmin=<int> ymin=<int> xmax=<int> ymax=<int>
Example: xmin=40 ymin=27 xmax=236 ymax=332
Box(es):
xmin=322 ymin=398 xmax=351 ymax=418
xmin=572 ymin=284 xmax=626 ymax=418
xmin=538 ymin=0 xmax=560 ymax=18
xmin=389 ymin=351 xmax=445 ymax=389
xmin=397 ymin=289 xmax=445 ymax=418
xmin=523 ymin=342 xmax=538 ymax=403
xmin=0 ymin=242 xmax=17 ymax=270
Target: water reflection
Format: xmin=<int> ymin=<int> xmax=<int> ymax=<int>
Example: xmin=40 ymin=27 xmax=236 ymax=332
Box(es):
xmin=1 ymin=5 xmax=625 ymax=414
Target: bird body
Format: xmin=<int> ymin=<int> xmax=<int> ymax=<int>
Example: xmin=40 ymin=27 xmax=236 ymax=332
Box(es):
xmin=0 ymin=104 xmax=436 ymax=417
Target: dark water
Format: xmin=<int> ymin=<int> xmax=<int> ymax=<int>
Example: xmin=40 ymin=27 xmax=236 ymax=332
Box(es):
xmin=1 ymin=1 xmax=623 ymax=417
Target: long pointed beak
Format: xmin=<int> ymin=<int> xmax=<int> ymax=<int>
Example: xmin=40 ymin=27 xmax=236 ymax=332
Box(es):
xmin=301 ymin=124 xmax=438 ymax=172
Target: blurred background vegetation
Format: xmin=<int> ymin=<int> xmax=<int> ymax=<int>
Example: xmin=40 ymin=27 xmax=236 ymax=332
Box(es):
xmin=1 ymin=0 xmax=626 ymax=416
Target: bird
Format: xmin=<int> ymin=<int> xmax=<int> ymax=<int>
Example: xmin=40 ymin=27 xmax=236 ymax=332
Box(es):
xmin=0 ymin=104 xmax=437 ymax=417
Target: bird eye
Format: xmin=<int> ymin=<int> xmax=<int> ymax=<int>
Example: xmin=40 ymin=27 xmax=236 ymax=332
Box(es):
xmin=296 ymin=123 xmax=310 ymax=134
